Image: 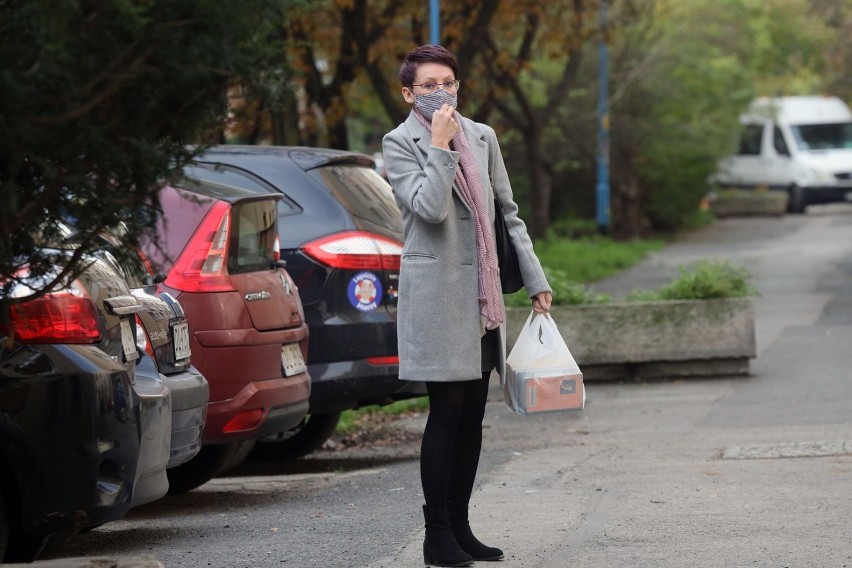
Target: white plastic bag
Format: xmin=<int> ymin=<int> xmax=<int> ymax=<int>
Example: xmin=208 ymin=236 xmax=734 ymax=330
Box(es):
xmin=504 ymin=311 xmax=585 ymax=415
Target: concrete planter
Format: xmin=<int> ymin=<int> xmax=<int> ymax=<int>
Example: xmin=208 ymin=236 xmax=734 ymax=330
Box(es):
xmin=505 ymin=298 xmax=756 ymax=381
xmin=710 ymin=190 xmax=788 ymax=217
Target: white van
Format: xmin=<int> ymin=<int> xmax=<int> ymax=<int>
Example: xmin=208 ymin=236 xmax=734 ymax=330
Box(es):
xmin=713 ymin=96 xmax=852 ymax=213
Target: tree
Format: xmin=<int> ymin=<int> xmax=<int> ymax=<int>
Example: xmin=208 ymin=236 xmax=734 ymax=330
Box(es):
xmin=0 ymin=0 xmax=303 ymax=309
xmin=628 ymin=0 xmax=840 ymax=233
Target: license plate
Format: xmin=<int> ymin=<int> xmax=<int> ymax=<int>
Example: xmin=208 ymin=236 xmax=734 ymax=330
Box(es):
xmin=281 ymin=343 xmax=307 ymax=377
xmin=172 ymin=321 xmax=191 ymax=361
xmin=120 ymin=319 xmax=138 ymax=362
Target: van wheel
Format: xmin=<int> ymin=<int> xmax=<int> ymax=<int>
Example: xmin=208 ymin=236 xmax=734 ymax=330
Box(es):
xmin=251 ymin=412 xmax=342 ymax=461
xmin=787 ymin=185 xmax=807 ymax=213
xmin=166 ymin=440 xmax=255 ymax=494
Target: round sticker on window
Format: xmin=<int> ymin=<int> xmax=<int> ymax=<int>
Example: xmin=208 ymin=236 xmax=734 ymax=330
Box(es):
xmin=348 ymin=272 xmax=383 ymax=312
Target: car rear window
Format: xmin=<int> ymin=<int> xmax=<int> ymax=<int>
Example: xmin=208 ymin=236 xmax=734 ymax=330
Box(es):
xmin=307 ymin=165 xmax=401 ymax=232
xmin=229 ymin=199 xmax=279 ymax=274
xmin=183 ymin=164 xmax=300 ymax=215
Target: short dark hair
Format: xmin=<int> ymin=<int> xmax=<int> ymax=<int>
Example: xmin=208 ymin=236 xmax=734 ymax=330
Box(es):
xmin=398 ymin=45 xmax=459 ymax=88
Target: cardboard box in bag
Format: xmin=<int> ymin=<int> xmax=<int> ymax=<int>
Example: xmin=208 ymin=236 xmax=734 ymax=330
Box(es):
xmin=505 ymin=369 xmax=585 ymax=415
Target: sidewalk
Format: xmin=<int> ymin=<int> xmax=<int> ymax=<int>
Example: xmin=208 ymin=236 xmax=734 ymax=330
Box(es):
xmin=364 ymin=210 xmax=852 ymax=567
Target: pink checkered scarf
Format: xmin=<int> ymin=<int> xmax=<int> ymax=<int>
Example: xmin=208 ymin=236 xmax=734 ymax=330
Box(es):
xmin=414 ymin=110 xmax=504 ymax=331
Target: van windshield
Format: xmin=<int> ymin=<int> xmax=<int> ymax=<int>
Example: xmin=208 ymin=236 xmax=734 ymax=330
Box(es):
xmin=789 ymin=122 xmax=852 ymax=151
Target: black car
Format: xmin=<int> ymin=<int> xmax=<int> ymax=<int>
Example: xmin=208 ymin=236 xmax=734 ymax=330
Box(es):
xmin=0 ymin=253 xmax=142 ymax=561
xmin=185 ymin=145 xmax=425 ymax=459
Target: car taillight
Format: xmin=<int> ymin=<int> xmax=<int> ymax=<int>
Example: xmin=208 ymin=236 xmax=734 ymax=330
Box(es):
xmin=7 ymin=291 xmax=102 ymax=344
xmin=164 ymin=201 xmax=236 ymax=292
xmin=301 ymin=231 xmax=402 ymax=271
xmin=273 ymin=234 xmax=281 ymax=263
xmin=222 ymin=409 xmax=265 ymax=433
xmin=135 ymin=315 xmax=155 ymax=357
xmin=366 ymin=355 xmax=399 ymax=366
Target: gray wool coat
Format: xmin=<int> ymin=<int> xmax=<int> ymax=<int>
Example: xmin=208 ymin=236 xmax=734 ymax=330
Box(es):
xmin=382 ymin=111 xmax=550 ymax=383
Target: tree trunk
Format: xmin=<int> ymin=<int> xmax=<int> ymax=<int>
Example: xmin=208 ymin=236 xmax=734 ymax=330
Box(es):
xmin=270 ymin=88 xmax=300 ymax=146
xmin=525 ymin=129 xmax=552 ymax=239
xmin=611 ymin=178 xmax=650 ymax=240
xmin=327 ymin=104 xmax=349 ymax=150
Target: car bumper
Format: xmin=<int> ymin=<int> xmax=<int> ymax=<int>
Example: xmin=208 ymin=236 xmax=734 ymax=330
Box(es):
xmin=307 ymin=359 xmax=426 ymax=414
xmin=0 ymin=343 xmax=140 ymax=549
xmin=159 ymin=366 xmax=209 ymax=468
xmin=202 ymin=370 xmax=311 ymax=444
xmin=801 ymin=185 xmax=852 ymax=204
xmin=131 ymin=356 xmax=172 ymax=508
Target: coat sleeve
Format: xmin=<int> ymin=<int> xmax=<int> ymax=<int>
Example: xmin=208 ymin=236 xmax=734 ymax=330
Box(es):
xmin=484 ymin=124 xmax=551 ymax=297
xmin=382 ymin=126 xmax=460 ymax=224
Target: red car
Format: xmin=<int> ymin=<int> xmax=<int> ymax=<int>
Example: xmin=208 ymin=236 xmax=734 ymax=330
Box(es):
xmin=141 ymin=180 xmax=311 ymax=493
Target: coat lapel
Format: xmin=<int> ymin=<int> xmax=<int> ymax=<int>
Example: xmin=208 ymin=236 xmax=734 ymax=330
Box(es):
xmin=404 ymin=112 xmax=432 ymax=166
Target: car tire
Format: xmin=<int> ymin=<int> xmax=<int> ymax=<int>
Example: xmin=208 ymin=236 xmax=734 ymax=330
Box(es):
xmin=787 ymin=185 xmax=807 ymax=214
xmin=0 ymin=487 xmax=9 ymax=562
xmin=251 ymin=412 xmax=342 ymax=461
xmin=166 ymin=440 xmax=255 ymax=494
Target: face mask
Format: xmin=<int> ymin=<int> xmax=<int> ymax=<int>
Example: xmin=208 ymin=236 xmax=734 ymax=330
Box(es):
xmin=414 ymin=89 xmax=458 ymax=119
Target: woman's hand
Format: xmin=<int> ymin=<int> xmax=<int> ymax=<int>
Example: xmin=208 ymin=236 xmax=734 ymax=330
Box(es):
xmin=431 ymin=104 xmax=458 ymax=149
xmin=532 ymin=291 xmax=552 ymax=314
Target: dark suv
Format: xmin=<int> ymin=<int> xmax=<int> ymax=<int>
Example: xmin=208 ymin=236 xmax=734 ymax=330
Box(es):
xmin=0 ymin=253 xmax=142 ymax=561
xmin=185 ymin=146 xmax=425 ymax=459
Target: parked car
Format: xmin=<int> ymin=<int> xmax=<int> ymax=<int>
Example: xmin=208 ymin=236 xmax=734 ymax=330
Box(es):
xmin=713 ymin=96 xmax=852 ymax=213
xmin=140 ymin=180 xmax=311 ymax=492
xmin=128 ymin=349 xmax=172 ymax=508
xmin=131 ymin=286 xmax=208 ymax=470
xmin=85 ymin=245 xmax=173 ymax=510
xmin=184 ymin=145 xmax=425 ymax=460
xmin=91 ymin=231 xmax=210 ymax=471
xmin=0 ymin=253 xmax=142 ymax=562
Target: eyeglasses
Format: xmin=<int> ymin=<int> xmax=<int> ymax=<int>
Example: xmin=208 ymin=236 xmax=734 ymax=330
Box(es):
xmin=411 ymin=80 xmax=461 ymax=94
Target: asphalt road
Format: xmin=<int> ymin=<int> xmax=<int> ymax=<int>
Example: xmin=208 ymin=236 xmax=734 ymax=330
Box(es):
xmin=42 ymin=204 xmax=852 ymax=567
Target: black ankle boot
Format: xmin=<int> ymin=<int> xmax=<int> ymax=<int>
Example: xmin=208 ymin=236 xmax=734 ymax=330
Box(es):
xmin=422 ymin=505 xmax=474 ymax=567
xmin=447 ymin=501 xmax=504 ymax=561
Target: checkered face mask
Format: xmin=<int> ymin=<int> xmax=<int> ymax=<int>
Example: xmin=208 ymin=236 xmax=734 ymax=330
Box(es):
xmin=414 ymin=89 xmax=457 ymax=119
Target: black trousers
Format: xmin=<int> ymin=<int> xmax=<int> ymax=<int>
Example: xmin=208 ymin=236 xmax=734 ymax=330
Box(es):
xmin=421 ymin=372 xmax=491 ymax=509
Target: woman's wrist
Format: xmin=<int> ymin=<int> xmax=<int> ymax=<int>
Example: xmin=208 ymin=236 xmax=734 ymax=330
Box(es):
xmin=432 ymin=137 xmax=451 ymax=150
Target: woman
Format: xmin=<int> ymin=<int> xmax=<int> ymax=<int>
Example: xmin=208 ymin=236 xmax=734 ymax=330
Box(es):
xmin=382 ymin=45 xmax=552 ymax=568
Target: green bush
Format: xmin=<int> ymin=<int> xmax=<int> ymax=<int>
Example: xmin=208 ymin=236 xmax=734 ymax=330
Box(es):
xmin=657 ymin=259 xmax=756 ymax=300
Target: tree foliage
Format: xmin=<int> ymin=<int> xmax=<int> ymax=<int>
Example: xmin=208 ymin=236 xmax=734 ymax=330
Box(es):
xmin=0 ymin=0 xmax=299 ymax=304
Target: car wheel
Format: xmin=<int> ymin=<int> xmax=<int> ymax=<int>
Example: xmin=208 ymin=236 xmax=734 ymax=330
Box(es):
xmin=0 ymin=487 xmax=9 ymax=562
xmin=251 ymin=412 xmax=342 ymax=461
xmin=166 ymin=440 xmax=255 ymax=494
xmin=0 ymin=488 xmax=45 ymax=563
xmin=787 ymin=185 xmax=807 ymax=214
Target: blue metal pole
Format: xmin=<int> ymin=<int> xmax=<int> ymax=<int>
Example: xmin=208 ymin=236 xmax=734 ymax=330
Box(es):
xmin=430 ymin=0 xmax=440 ymax=45
xmin=595 ymin=0 xmax=611 ymax=234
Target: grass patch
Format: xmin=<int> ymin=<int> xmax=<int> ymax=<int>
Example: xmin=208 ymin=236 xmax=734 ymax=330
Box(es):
xmin=336 ymin=396 xmax=429 ymax=435
xmin=505 ymin=235 xmax=664 ymax=306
